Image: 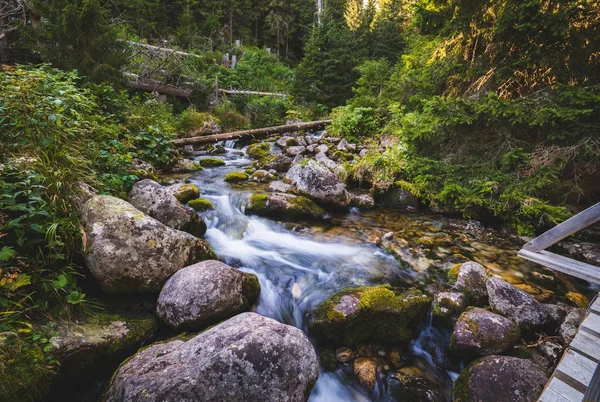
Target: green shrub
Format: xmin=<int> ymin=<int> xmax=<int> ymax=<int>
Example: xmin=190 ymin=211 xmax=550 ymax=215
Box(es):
xmin=178 ymin=109 xmax=218 ymax=134
xmin=218 ymin=111 xmax=250 ymax=132
xmin=329 ymin=106 xmax=382 ymax=141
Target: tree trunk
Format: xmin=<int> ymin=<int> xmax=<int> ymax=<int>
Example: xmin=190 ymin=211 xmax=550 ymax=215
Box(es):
xmin=123 ymin=74 xmax=192 ymax=98
xmin=171 ymin=120 xmax=332 ymax=146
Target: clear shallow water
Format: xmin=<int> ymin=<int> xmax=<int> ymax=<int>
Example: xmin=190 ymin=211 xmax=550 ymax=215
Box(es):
xmin=184 ymin=141 xmax=563 ymax=401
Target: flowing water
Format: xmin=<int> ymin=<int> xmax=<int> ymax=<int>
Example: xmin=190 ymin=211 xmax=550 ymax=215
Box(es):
xmin=183 ymin=140 xmax=580 ymax=401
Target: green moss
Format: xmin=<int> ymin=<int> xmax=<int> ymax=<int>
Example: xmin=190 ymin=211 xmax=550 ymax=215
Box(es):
xmin=246 ymin=142 xmax=270 ymax=160
xmin=248 ymin=194 xmax=268 ymax=213
xmin=453 ymin=359 xmax=479 ymax=402
xmin=188 ymin=198 xmax=214 ymax=211
xmin=447 ymin=264 xmax=461 ymax=284
xmin=320 ymin=349 xmax=337 ymax=371
xmin=131 ymin=169 xmax=159 ymax=181
xmin=416 ymin=236 xmax=434 ymax=246
xmin=224 ymin=171 xmax=249 ymax=183
xmin=199 ymin=158 xmax=226 ymax=168
xmin=0 ymin=343 xmax=54 ymax=402
xmin=172 ymin=184 xmax=200 ymax=203
xmin=241 ymin=273 xmax=261 ymax=308
xmin=309 ymin=285 xmax=431 ymax=345
xmin=245 ymin=168 xmax=255 ymax=175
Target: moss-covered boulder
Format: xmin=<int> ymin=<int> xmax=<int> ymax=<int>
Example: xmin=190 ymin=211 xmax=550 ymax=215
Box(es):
xmin=246 ymin=193 xmax=328 ymax=221
xmin=224 ymin=171 xmax=249 ymax=183
xmin=157 ymin=260 xmax=260 ymax=330
xmin=246 ymin=142 xmax=270 ymax=159
xmin=453 ymin=355 xmax=547 ymax=402
xmin=450 ymin=308 xmax=520 ymax=357
xmin=432 ymin=292 xmax=466 ymax=326
xmin=308 ymin=285 xmax=431 ymax=345
xmin=386 ymin=371 xmax=445 ymax=402
xmin=166 ymin=183 xmax=200 ymax=204
xmin=165 ymin=158 xmax=203 ymax=173
xmin=251 ymin=169 xmax=276 ymax=183
xmin=188 ymin=198 xmax=214 ymax=211
xmin=198 ymin=157 xmax=226 ymax=168
xmin=49 ymin=312 xmax=157 ymax=376
xmin=261 ymin=154 xmax=293 ymax=172
xmin=486 ymin=277 xmax=552 ymax=331
xmin=453 ymin=261 xmax=489 ymax=305
xmin=129 ymin=179 xmax=206 ymax=237
xmin=81 ymin=195 xmax=216 ymax=294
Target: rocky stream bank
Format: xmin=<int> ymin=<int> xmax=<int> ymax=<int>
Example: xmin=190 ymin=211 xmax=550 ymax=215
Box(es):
xmin=17 ymin=129 xmax=600 ymax=402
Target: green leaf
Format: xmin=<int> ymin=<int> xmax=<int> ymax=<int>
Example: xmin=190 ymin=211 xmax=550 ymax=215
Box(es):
xmin=0 ymin=246 xmax=15 ymax=262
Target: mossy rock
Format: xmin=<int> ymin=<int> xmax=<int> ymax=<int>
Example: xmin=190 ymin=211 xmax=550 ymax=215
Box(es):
xmin=0 ymin=341 xmax=54 ymax=402
xmin=447 ymin=264 xmax=461 ymax=284
xmin=188 ymin=198 xmax=214 ymax=211
xmin=246 ymin=193 xmax=327 ymax=221
xmin=246 ymin=142 xmax=270 ymax=160
xmin=169 ymin=183 xmax=200 ymax=204
xmin=308 ymin=285 xmax=431 ymax=346
xmin=224 ymin=171 xmax=249 ymax=183
xmin=320 ymin=349 xmax=337 ymax=371
xmin=199 ymin=158 xmax=226 ymax=168
xmin=49 ymin=312 xmax=157 ymax=376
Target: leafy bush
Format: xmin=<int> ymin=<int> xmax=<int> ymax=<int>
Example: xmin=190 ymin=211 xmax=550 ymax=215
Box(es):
xmin=245 ymin=97 xmax=291 ymax=128
xmin=178 ymin=109 xmax=218 ymax=135
xmin=329 ymin=106 xmax=382 ymax=141
xmin=0 ymin=65 xmax=178 ymax=365
xmin=217 ymin=110 xmax=250 ymax=132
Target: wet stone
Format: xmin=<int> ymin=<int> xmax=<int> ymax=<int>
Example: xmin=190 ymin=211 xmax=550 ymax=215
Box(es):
xmin=336 ymin=347 xmax=355 ymax=363
xmin=334 ymin=295 xmax=360 ymax=316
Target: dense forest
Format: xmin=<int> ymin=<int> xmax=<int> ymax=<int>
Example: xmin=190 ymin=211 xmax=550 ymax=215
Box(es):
xmin=1 ymin=0 xmax=599 ymax=401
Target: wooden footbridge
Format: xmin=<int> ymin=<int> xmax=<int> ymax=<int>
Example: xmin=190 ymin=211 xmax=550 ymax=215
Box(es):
xmin=518 ymin=203 xmax=600 ymax=401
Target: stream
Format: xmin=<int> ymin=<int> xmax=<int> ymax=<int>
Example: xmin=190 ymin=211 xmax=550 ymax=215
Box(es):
xmin=181 ymin=139 xmax=558 ymax=401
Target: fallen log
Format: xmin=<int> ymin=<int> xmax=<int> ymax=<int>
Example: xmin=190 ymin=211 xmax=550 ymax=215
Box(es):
xmin=218 ymin=89 xmax=287 ymax=97
xmin=123 ymin=73 xmax=192 ymax=98
xmin=171 ymin=120 xmax=332 ymax=146
xmin=127 ymin=41 xmax=201 ymax=58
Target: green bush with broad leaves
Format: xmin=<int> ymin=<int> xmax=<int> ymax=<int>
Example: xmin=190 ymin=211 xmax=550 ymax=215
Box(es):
xmin=0 ymin=65 xmax=178 ymax=391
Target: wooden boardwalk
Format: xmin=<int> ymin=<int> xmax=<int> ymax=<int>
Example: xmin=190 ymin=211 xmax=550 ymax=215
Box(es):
xmin=539 ymin=295 xmax=600 ymax=401
xmin=516 ymin=202 xmax=600 ymax=402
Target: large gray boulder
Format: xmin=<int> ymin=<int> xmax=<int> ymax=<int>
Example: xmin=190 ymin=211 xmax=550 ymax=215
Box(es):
xmin=285 ymin=160 xmax=349 ymax=208
xmin=559 ymin=308 xmax=585 ymax=342
xmin=104 ymin=313 xmax=319 ymax=402
xmin=128 ymin=179 xmax=206 ymax=237
xmin=246 ymin=193 xmax=328 ymax=221
xmin=486 ymin=277 xmax=552 ymax=330
xmin=453 ymin=356 xmax=547 ymax=402
xmin=156 ymin=260 xmax=260 ymax=330
xmin=81 ymin=195 xmax=216 ymax=294
xmin=452 ymin=262 xmax=489 ymax=305
xmin=450 ymin=308 xmax=520 ymax=357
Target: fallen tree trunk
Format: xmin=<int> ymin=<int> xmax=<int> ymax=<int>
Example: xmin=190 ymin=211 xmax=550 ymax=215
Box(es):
xmin=123 ymin=73 xmax=192 ymax=98
xmin=127 ymin=41 xmax=201 ymax=58
xmin=171 ymin=120 xmax=332 ymax=146
xmin=218 ymin=89 xmax=287 ymax=97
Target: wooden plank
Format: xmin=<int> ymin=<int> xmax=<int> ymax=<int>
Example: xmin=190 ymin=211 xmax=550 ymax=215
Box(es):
xmin=542 ymin=377 xmax=585 ymax=402
xmin=571 ymin=330 xmax=600 ymax=361
xmin=517 ymin=249 xmax=600 ymax=284
xmin=556 ymin=349 xmax=597 ymax=387
xmin=523 ymin=203 xmax=600 ymax=252
xmin=539 ymin=388 xmax=572 ymax=402
xmin=589 ymin=296 xmax=600 ymax=315
xmin=171 ymin=120 xmax=332 ymax=146
xmin=581 ymin=312 xmax=600 ymax=336
xmin=584 ymin=363 xmax=600 ymax=402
